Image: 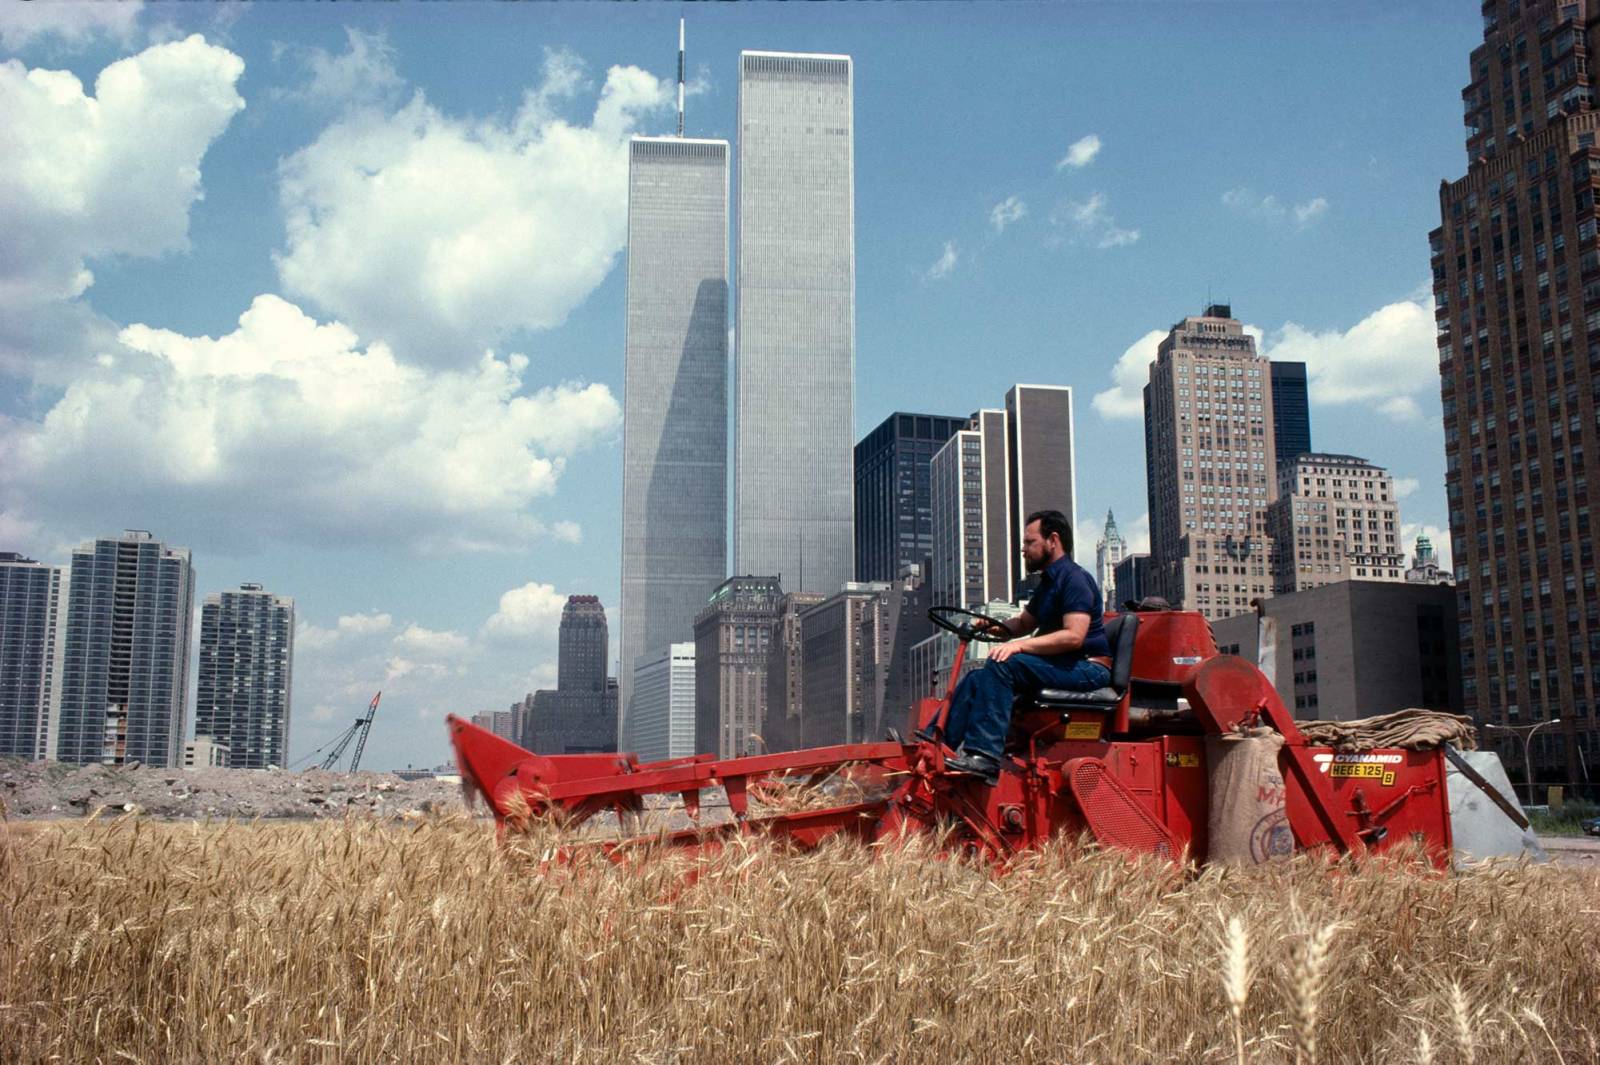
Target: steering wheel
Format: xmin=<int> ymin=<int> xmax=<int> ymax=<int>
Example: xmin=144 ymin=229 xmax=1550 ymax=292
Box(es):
xmin=927 ymin=605 xmax=1012 ymax=643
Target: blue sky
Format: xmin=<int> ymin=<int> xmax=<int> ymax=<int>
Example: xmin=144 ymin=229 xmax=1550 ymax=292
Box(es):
xmin=0 ymin=2 xmax=1481 ymax=769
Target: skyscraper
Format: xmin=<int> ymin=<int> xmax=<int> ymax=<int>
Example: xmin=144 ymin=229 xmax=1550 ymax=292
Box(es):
xmin=1005 ymin=385 xmax=1078 ymax=598
xmin=628 ymin=643 xmax=697 ymax=763
xmin=195 ymin=583 xmax=295 ymax=770
xmin=1433 ymin=0 xmax=1600 ymax=789
xmin=1269 ymin=361 xmax=1312 ymax=474
xmin=56 ymin=531 xmax=195 ymax=767
xmin=1266 ymin=453 xmax=1405 ymax=594
xmin=854 ymin=412 xmax=965 ymax=583
xmin=0 ymin=553 xmax=67 ymax=761
xmin=1144 ymin=306 xmax=1278 ymax=621
xmin=1094 ymin=510 xmax=1128 ymax=611
xmin=693 ymin=575 xmax=782 ymax=757
xmin=734 ymin=51 xmax=855 ymax=596
xmin=527 ymin=596 xmax=617 ymax=754
xmin=929 ymin=411 xmax=1011 ymax=610
xmin=619 ymin=134 xmax=729 ymax=744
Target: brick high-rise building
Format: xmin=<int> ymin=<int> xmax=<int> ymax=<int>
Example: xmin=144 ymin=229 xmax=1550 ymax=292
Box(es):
xmin=195 ymin=583 xmax=295 ymax=770
xmin=1433 ymin=0 xmax=1600 ymax=788
xmin=854 ymin=412 xmax=964 ymax=583
xmin=1144 ymin=306 xmax=1277 ymax=620
xmin=1267 ymin=454 xmax=1405 ymax=594
xmin=694 ymin=576 xmax=782 ymax=757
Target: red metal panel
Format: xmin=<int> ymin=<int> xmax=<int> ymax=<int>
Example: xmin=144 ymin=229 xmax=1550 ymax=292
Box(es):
xmin=1122 ymin=611 xmax=1217 ymax=686
xmin=1158 ymin=736 xmax=1209 ymax=862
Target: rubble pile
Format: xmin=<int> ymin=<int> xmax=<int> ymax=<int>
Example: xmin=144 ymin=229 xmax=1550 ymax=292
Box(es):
xmin=0 ymin=759 xmax=468 ymax=821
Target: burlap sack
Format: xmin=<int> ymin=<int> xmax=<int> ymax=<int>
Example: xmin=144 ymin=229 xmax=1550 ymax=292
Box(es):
xmin=1206 ymin=727 xmax=1293 ymax=866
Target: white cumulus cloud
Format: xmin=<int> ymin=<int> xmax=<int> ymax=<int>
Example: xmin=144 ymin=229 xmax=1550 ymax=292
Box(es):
xmin=0 ymin=34 xmax=244 ymax=311
xmin=393 ymin=624 xmax=470 ymax=659
xmin=926 ymin=241 xmax=958 ymax=281
xmin=483 ymin=581 xmax=568 ymax=640
xmin=0 ymin=294 xmax=620 ymax=552
xmin=273 ymin=27 xmax=404 ymax=112
xmin=274 ymin=50 xmax=670 ymax=364
xmin=989 ymin=195 xmax=1027 ymax=233
xmin=1393 ymin=477 xmax=1421 ymax=499
xmin=1057 ymin=133 xmax=1101 ymax=170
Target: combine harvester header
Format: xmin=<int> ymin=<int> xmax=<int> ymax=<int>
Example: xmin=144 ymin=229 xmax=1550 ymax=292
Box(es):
xmin=449 ymin=607 xmax=1539 ymax=868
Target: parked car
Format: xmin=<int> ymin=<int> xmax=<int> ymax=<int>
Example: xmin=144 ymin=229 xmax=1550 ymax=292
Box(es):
xmin=1583 ymin=816 xmax=1600 ymax=837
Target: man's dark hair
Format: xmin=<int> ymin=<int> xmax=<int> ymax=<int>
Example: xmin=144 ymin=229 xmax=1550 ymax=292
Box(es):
xmin=1025 ymin=509 xmax=1073 ymax=555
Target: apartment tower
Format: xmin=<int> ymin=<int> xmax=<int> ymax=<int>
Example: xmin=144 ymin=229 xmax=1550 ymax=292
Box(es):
xmin=195 ymin=583 xmax=295 ymax=770
xmin=0 ymin=554 xmax=68 ymax=761
xmin=55 ymin=531 xmax=195 ymax=767
xmin=735 ymin=51 xmax=856 ymax=596
xmin=1144 ymin=306 xmax=1277 ymax=620
xmin=1433 ymin=0 xmax=1600 ymax=787
xmin=619 ymin=133 xmax=729 ymax=744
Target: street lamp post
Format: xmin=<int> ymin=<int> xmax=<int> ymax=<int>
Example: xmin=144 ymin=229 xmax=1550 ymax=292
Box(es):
xmin=1485 ymin=718 xmax=1562 ymax=805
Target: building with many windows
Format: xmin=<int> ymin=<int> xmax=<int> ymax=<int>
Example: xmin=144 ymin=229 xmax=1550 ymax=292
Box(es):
xmin=195 ymin=583 xmax=295 ymax=770
xmin=734 ymin=51 xmax=856 ymax=597
xmin=619 ymin=135 xmax=729 ymax=743
xmin=1267 ymin=453 xmax=1405 ymax=594
xmin=1005 ymin=384 xmax=1078 ymax=599
xmin=55 ymin=531 xmax=195 ymax=767
xmin=1432 ymin=0 xmax=1600 ymax=786
xmin=1112 ymin=553 xmax=1153 ymax=608
xmin=526 ymin=596 xmax=617 ymax=755
xmin=1094 ymin=510 xmax=1128 ymax=611
xmin=627 ymin=643 xmax=697 ymax=763
xmin=854 ymin=412 xmax=964 ymax=584
xmin=694 ymin=576 xmax=783 ymax=757
xmin=0 ymin=553 xmax=68 ymax=761
xmin=1144 ymin=306 xmax=1278 ymax=620
xmin=929 ymin=410 xmax=1011 ymax=611
xmin=1269 ymin=361 xmax=1312 ymax=474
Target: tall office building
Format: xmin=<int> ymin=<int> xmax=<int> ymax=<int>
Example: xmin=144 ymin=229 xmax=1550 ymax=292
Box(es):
xmin=693 ymin=575 xmax=782 ymax=757
xmin=194 ymin=583 xmax=295 ymax=770
xmin=1005 ymin=385 xmax=1078 ymax=597
xmin=619 ymin=135 xmax=729 ymax=743
xmin=734 ymin=51 xmax=855 ymax=596
xmin=528 ymin=596 xmax=617 ymax=754
xmin=1144 ymin=306 xmax=1278 ymax=621
xmin=1433 ymin=0 xmax=1600 ymax=787
xmin=762 ymin=590 xmax=827 ymax=753
xmin=1094 ymin=510 xmax=1128 ymax=611
xmin=854 ymin=412 xmax=965 ymax=583
xmin=929 ymin=410 xmax=1011 ymax=610
xmin=56 ymin=531 xmax=195 ymax=767
xmin=628 ymin=643 xmax=697 ymax=763
xmin=1113 ymin=553 xmax=1153 ymax=607
xmin=1267 ymin=453 xmax=1405 ymax=594
xmin=1269 ymin=361 xmax=1312 ymax=474
xmin=0 ymin=553 xmax=68 ymax=761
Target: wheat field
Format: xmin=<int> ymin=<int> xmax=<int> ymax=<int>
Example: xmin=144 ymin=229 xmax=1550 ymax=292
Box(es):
xmin=2 ymin=815 xmax=1596 ymax=1064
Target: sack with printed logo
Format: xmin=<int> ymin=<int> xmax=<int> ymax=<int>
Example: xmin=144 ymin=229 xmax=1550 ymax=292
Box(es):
xmin=1206 ymin=727 xmax=1293 ymax=866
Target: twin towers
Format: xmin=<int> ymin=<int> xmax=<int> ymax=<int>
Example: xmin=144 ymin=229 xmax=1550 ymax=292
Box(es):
xmin=618 ymin=51 xmax=856 ymax=736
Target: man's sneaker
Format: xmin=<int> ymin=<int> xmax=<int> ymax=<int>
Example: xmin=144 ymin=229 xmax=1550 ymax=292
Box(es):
xmin=943 ymin=749 xmax=1001 ymax=786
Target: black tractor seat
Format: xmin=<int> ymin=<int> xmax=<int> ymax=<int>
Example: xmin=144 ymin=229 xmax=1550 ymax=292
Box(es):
xmin=1034 ymin=613 xmax=1139 ymax=714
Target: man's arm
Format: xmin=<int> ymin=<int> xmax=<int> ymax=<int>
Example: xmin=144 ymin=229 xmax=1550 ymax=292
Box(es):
xmin=989 ymin=612 xmax=1089 ymax=661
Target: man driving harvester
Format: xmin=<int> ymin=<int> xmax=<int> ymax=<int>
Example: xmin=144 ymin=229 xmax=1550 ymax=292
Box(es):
xmin=924 ymin=509 xmax=1111 ymax=785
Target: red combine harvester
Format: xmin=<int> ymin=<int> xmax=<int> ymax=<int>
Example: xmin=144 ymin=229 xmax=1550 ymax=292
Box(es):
xmin=448 ymin=606 xmax=1467 ymax=866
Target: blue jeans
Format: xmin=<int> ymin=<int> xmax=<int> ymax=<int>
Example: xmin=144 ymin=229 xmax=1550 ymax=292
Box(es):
xmin=942 ymin=653 xmax=1112 ymax=761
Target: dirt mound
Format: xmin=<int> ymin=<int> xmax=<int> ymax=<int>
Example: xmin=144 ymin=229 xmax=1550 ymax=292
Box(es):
xmin=0 ymin=759 xmax=468 ymax=821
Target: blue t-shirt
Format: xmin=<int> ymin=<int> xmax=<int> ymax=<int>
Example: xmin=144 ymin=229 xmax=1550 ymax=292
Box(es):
xmin=1025 ymin=555 xmax=1110 ymax=659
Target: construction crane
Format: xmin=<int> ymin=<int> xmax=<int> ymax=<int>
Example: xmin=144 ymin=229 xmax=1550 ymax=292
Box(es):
xmin=320 ymin=691 xmax=381 ymax=772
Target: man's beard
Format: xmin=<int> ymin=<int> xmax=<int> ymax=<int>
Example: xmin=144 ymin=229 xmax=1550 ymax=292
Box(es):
xmin=1024 ymin=553 xmax=1045 ymax=574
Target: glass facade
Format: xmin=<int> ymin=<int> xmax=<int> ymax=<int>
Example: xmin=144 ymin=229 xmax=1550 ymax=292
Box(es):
xmin=619 ymin=137 xmax=729 ymax=744
xmin=735 ymin=52 xmax=855 ymax=596
xmin=56 ymin=532 xmax=194 ymax=767
xmin=1270 ymin=361 xmax=1313 ymax=473
xmin=195 ymin=584 xmax=294 ymax=770
xmin=853 ymin=412 xmax=964 ymax=583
